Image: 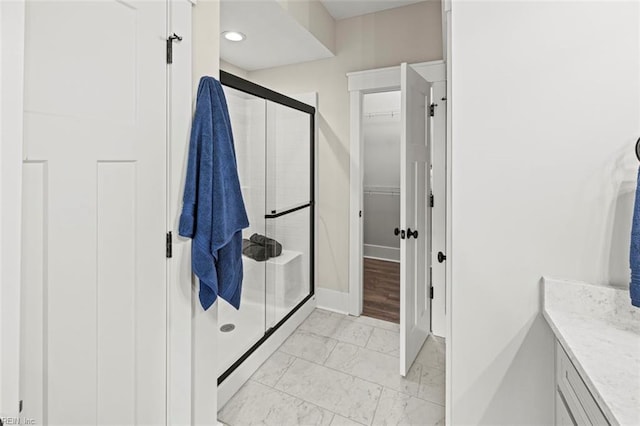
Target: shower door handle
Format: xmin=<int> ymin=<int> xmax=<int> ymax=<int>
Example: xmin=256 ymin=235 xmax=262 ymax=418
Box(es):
xmin=407 ymin=228 xmax=418 ymax=239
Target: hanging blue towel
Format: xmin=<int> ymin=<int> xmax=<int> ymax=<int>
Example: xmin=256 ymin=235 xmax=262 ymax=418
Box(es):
xmin=179 ymin=76 xmax=249 ymax=311
xmin=630 ymin=168 xmax=640 ymax=308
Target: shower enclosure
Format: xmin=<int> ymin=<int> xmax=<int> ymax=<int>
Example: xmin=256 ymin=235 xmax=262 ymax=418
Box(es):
xmin=217 ymin=71 xmax=315 ymax=383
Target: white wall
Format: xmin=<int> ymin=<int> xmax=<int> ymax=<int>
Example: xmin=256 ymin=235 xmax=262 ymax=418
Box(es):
xmin=249 ymin=1 xmax=443 ymax=292
xmin=450 ymin=1 xmax=640 ymax=424
xmin=276 ymin=0 xmax=335 ymax=54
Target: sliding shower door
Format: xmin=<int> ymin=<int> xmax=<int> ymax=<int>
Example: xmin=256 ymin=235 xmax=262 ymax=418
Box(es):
xmin=265 ymin=100 xmax=313 ymax=327
xmin=218 ymin=85 xmax=267 ymax=377
xmin=218 ymin=72 xmax=315 ymax=382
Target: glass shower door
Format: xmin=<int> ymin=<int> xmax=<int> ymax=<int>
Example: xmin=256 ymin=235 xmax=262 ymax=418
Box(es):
xmin=217 ymin=71 xmax=315 ymax=384
xmin=217 ymin=85 xmax=267 ymax=377
xmin=265 ymin=100 xmax=313 ymax=328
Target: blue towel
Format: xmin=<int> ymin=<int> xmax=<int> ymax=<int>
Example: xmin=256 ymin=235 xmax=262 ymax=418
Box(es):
xmin=179 ymin=76 xmax=249 ymax=310
xmin=630 ymin=168 xmax=640 ymax=307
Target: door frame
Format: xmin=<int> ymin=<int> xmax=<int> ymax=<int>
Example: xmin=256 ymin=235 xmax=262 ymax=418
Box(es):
xmin=346 ymin=60 xmax=446 ymax=333
xmin=0 ymin=0 xmax=26 ymax=418
xmin=167 ymin=1 xmax=196 ymax=424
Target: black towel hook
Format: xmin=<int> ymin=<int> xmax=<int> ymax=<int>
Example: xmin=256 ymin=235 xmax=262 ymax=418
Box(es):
xmin=636 ymin=137 xmax=640 ymax=162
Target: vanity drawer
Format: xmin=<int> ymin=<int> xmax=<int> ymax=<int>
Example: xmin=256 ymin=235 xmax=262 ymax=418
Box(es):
xmin=556 ymin=342 xmax=609 ymax=425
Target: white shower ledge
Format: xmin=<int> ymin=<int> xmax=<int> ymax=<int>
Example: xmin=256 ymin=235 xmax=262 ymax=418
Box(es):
xmin=543 ymin=277 xmax=640 ymax=426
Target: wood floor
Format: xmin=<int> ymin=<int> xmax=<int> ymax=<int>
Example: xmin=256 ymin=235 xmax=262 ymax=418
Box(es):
xmin=363 ymin=258 xmax=400 ymax=323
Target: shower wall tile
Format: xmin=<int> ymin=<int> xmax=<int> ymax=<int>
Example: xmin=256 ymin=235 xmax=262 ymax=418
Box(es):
xmin=274 ymin=358 xmax=382 ymax=425
xmin=265 ymin=208 xmax=311 ymax=327
xmin=266 ymin=102 xmax=311 ymax=212
xmin=225 ymin=88 xmax=266 ymax=240
xmin=218 ymin=380 xmax=333 ymax=426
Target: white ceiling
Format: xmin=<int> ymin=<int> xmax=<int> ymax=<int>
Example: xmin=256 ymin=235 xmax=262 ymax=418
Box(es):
xmin=320 ymin=0 xmax=427 ymax=20
xmin=220 ymin=1 xmax=333 ymax=72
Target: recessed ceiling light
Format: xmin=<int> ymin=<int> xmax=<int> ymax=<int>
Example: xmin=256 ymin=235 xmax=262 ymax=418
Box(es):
xmin=222 ymin=31 xmax=246 ymax=42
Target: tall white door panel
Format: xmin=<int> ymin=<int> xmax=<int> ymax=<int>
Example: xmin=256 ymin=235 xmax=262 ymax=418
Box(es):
xmin=21 ymin=1 xmax=167 ymax=424
xmin=399 ymin=63 xmax=432 ymax=376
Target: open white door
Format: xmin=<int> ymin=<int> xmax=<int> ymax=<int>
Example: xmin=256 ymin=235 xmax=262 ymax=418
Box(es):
xmin=399 ymin=63 xmax=432 ymax=376
xmin=20 ymin=1 xmax=167 ymax=424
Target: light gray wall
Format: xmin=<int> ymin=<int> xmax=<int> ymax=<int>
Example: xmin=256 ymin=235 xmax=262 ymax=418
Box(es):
xmin=450 ymin=1 xmax=639 ymax=424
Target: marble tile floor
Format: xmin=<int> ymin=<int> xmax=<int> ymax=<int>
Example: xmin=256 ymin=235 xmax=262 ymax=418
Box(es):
xmin=219 ymin=308 xmax=445 ymax=426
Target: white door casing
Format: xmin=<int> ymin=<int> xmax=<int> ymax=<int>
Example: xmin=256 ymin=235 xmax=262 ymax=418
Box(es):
xmin=399 ymin=63 xmax=432 ymax=376
xmin=21 ymin=1 xmax=167 ymax=424
xmin=1 ymin=0 xmax=26 ymax=419
xmin=430 ymin=81 xmax=447 ymax=338
xmin=167 ymin=1 xmax=195 ymax=424
xmin=346 ymin=61 xmax=446 ymax=333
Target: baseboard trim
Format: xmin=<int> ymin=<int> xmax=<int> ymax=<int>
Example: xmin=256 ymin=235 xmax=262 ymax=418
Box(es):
xmin=363 ymin=244 xmax=400 ymax=262
xmin=315 ymin=287 xmax=350 ymax=314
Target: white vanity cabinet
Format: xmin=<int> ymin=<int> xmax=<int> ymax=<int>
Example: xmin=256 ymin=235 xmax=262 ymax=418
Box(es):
xmin=545 ymin=278 xmax=640 ymax=426
xmin=555 ymin=342 xmax=609 ymax=426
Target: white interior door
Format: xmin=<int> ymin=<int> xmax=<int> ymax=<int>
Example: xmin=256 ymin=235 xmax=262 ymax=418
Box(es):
xmin=399 ymin=63 xmax=432 ymax=376
xmin=20 ymin=1 xmax=167 ymax=424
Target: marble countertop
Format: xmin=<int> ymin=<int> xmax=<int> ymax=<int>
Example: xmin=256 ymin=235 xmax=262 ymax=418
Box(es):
xmin=542 ymin=278 xmax=640 ymax=426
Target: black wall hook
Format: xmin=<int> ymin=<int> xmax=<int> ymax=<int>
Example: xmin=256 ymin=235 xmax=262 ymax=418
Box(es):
xmin=166 ymin=33 xmax=183 ymax=64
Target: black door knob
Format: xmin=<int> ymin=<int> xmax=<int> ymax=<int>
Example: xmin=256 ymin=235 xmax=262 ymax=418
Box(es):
xmin=394 ymin=228 xmax=406 ymax=239
xmin=437 ymin=251 xmax=446 ymax=263
xmin=407 ymin=228 xmax=418 ymax=239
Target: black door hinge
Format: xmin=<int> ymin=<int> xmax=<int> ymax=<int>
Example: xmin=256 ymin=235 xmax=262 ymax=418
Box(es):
xmin=430 ymin=192 xmax=434 ymax=208
xmin=166 ymin=232 xmax=172 ymax=258
xmin=430 ymin=286 xmax=434 ymax=299
xmin=429 ymin=103 xmax=437 ymax=117
xmin=166 ymin=33 xmax=183 ymax=64
xmin=429 ymin=268 xmax=433 ymax=300
xmin=19 ymin=400 xmax=23 ymax=413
